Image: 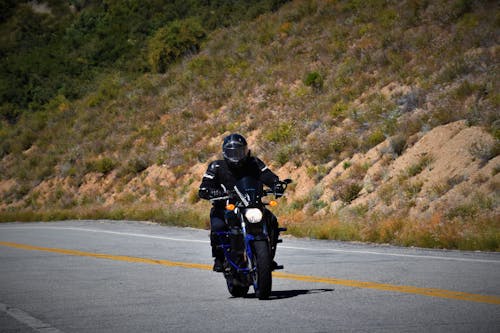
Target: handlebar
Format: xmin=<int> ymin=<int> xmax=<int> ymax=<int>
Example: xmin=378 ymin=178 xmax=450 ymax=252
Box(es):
xmin=269 ymin=178 xmax=292 ymax=197
xmin=210 ymin=195 xmax=230 ymax=202
xmin=209 ymin=179 xmax=292 ymax=203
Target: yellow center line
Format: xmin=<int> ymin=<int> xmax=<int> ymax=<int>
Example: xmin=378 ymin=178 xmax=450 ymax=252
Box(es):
xmin=1 ymin=241 xmax=499 ymax=305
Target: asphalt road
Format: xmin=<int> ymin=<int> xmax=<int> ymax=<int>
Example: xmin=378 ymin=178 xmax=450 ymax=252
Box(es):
xmin=0 ymin=220 xmax=499 ymax=332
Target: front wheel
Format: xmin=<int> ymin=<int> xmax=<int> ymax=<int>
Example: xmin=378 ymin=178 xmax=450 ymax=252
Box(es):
xmin=224 ymin=264 xmax=249 ymax=298
xmin=252 ymin=241 xmax=272 ymax=300
xmin=226 ymin=280 xmax=249 ymax=297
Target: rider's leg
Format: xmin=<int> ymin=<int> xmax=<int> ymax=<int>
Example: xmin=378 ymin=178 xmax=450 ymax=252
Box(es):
xmin=225 ymin=210 xmax=245 ymax=265
xmin=210 ymin=208 xmax=226 ymax=272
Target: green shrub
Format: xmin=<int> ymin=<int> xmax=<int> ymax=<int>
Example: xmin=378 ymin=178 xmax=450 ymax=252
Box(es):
xmin=377 ymin=8 xmax=398 ymax=29
xmin=347 ymin=163 xmax=369 ymax=180
xmin=378 ymin=181 xmax=397 ymax=206
xmin=17 ymin=129 xmax=37 ymax=152
xmin=364 ymin=128 xmax=386 ymax=150
xmin=330 ymin=101 xmax=348 ymax=119
xmin=125 ymin=156 xmax=150 ymax=174
xmin=148 ymin=18 xmax=206 ymax=73
xmin=407 ymin=154 xmax=433 ymax=177
xmin=0 ymin=103 xmax=22 ymax=123
xmin=453 ymin=80 xmax=481 ymax=99
xmin=276 ymin=147 xmax=291 ymax=166
xmin=306 ymin=131 xmax=350 ymax=164
xmin=389 ymin=135 xmax=406 ymax=156
xmin=87 ymin=157 xmax=117 ymax=174
xmin=86 ymin=74 xmax=123 ymax=107
xmin=452 ymin=0 xmax=474 ymax=19
xmin=430 ymin=181 xmax=452 ymax=198
xmin=303 ymin=71 xmax=324 ymax=91
xmin=306 ymin=165 xmax=331 ymax=182
xmin=333 ymin=179 xmax=363 ymax=204
xmin=403 ymin=181 xmax=423 ymax=200
xmin=436 ymin=59 xmax=469 ymax=84
xmin=265 ymin=122 xmax=294 ymax=143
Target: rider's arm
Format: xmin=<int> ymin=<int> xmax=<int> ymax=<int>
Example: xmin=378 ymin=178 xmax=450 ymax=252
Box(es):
xmin=255 ymin=157 xmax=286 ymax=197
xmin=199 ymin=161 xmax=225 ymax=200
xmin=255 ymin=157 xmax=280 ymax=188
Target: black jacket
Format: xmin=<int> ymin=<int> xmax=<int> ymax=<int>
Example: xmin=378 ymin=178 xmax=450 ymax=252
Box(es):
xmin=199 ymin=157 xmax=279 ymax=209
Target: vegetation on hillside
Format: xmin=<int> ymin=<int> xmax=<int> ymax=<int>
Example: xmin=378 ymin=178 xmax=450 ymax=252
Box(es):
xmin=0 ymin=0 xmax=498 ymax=250
xmin=0 ymin=0 xmax=289 ymax=122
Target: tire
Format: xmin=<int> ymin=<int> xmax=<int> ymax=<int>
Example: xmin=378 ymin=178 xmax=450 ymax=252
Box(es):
xmin=253 ymin=241 xmax=272 ymax=300
xmin=225 ymin=276 xmax=249 ymax=297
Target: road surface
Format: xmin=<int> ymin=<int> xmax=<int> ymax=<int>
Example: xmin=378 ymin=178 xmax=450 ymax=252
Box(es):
xmin=0 ymin=220 xmax=499 ymax=332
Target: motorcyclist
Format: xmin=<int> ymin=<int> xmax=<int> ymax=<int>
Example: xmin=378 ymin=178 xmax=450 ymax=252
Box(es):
xmin=198 ymin=133 xmax=285 ymax=272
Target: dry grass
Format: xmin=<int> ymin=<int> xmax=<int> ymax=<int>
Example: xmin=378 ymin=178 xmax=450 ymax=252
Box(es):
xmin=278 ymin=209 xmax=499 ymax=251
xmin=0 ymin=204 xmax=209 ymax=230
xmin=1 ymin=202 xmax=498 ymax=251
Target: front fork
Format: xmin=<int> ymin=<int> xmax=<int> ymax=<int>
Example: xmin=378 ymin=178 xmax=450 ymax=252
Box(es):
xmin=240 ymin=215 xmax=256 ymax=273
xmin=241 ymin=212 xmax=286 ymax=270
xmin=224 ymin=209 xmax=285 ymax=272
xmin=240 ymin=215 xmax=261 ymax=291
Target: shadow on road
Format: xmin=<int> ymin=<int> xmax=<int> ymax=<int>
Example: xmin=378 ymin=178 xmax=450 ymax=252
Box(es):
xmin=270 ymin=288 xmax=334 ymax=300
xmin=243 ymin=288 xmax=334 ymax=300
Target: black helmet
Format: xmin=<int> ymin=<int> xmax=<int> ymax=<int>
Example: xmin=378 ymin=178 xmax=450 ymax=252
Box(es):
xmin=222 ymin=133 xmax=249 ymax=167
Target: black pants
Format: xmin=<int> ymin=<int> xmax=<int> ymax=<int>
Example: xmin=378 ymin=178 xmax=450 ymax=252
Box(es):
xmin=209 ymin=207 xmax=227 ymax=258
xmin=209 ymin=207 xmax=279 ymax=259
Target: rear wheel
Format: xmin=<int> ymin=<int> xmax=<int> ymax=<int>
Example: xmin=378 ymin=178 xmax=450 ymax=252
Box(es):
xmin=253 ymin=241 xmax=272 ymax=300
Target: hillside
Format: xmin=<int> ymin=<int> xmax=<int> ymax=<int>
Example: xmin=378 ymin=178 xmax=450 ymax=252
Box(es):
xmin=0 ymin=0 xmax=499 ymax=250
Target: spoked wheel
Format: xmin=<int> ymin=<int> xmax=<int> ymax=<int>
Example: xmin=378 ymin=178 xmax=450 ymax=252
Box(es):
xmin=252 ymin=241 xmax=272 ymax=300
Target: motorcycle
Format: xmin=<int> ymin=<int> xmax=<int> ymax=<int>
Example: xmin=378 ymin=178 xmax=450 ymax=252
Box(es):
xmin=211 ymin=177 xmax=292 ymax=300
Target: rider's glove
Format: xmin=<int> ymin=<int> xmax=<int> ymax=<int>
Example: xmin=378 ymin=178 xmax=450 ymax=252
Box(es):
xmin=208 ymin=188 xmax=226 ymax=199
xmin=272 ymin=182 xmax=285 ymax=198
xmin=226 ymin=189 xmax=238 ymax=200
xmin=199 ymin=187 xmax=225 ymax=200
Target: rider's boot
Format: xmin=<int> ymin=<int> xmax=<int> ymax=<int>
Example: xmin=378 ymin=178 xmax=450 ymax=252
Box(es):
xmin=272 ymin=260 xmax=284 ymax=270
xmin=213 ymin=256 xmax=224 ymax=272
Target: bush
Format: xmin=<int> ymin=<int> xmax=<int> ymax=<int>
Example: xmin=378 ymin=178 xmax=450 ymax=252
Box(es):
xmin=378 ymin=181 xmax=397 ymax=206
xmin=306 ymin=130 xmax=350 ymax=164
xmin=265 ymin=122 xmax=294 ymax=143
xmin=445 ymin=193 xmax=492 ymax=220
xmin=125 ymin=156 xmax=150 ymax=175
xmin=469 ymin=141 xmax=497 ymax=164
xmin=333 ymin=179 xmax=363 ymax=204
xmin=303 ymin=71 xmax=324 ymax=91
xmin=87 ymin=157 xmax=117 ymax=174
xmin=407 ymin=154 xmax=433 ymax=177
xmin=364 ymin=128 xmax=385 ymax=150
xmin=0 ymin=103 xmax=22 ymax=123
xmin=389 ymin=135 xmax=406 ymax=156
xmin=148 ymin=18 xmax=206 ymax=73
xmin=330 ymin=101 xmax=348 ymax=119
xmin=86 ymin=74 xmax=123 ymax=107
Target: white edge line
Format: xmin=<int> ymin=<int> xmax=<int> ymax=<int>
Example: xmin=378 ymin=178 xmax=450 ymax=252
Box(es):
xmin=279 ymin=245 xmax=500 ymax=264
xmin=0 ymin=226 xmax=208 ymax=244
xmin=1 ymin=226 xmax=499 ymax=264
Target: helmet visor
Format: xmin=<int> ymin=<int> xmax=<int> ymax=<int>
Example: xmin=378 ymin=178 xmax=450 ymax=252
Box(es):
xmin=223 ymin=146 xmax=249 ymax=163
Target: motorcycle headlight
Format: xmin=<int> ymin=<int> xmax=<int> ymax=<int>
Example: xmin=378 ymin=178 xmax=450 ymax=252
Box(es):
xmin=244 ymin=208 xmax=263 ymax=223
